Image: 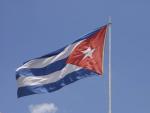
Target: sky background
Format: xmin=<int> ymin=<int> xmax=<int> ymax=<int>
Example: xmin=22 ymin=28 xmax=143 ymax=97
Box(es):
xmin=0 ymin=0 xmax=150 ymax=113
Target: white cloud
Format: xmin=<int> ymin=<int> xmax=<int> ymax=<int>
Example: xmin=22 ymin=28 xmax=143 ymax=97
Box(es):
xmin=29 ymin=103 xmax=58 ymax=113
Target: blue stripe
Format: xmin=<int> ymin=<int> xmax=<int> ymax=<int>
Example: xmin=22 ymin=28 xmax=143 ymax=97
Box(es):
xmin=39 ymin=46 xmax=66 ymax=59
xmin=16 ymin=58 xmax=68 ymax=79
xmin=17 ymin=69 xmax=97 ymax=97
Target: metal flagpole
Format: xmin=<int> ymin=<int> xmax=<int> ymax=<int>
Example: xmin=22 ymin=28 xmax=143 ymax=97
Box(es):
xmin=108 ymin=16 xmax=112 ymax=113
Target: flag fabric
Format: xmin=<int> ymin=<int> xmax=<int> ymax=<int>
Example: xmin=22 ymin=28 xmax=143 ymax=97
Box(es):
xmin=16 ymin=25 xmax=108 ymax=97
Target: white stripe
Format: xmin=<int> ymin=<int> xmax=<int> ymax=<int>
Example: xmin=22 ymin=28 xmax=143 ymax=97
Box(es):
xmin=17 ymin=64 xmax=82 ymax=87
xmin=16 ymin=40 xmax=84 ymax=71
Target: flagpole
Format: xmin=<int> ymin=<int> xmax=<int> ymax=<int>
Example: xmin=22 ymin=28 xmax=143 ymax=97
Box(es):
xmin=108 ymin=16 xmax=112 ymax=113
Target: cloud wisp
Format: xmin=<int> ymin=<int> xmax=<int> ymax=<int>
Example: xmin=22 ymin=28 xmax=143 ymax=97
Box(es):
xmin=29 ymin=103 xmax=58 ymax=113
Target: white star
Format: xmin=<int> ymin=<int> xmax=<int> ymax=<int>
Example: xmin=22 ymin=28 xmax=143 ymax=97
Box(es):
xmin=82 ymin=47 xmax=95 ymax=59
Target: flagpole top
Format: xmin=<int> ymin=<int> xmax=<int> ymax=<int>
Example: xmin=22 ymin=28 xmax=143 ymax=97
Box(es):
xmin=108 ymin=16 xmax=112 ymax=25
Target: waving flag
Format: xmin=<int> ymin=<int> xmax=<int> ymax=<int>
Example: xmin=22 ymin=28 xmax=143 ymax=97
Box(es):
xmin=16 ymin=25 xmax=108 ymax=97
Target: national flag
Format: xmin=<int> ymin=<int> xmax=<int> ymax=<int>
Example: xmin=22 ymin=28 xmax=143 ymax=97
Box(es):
xmin=16 ymin=25 xmax=108 ymax=97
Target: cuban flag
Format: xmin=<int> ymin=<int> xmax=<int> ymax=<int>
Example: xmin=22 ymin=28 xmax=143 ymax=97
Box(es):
xmin=16 ymin=25 xmax=108 ymax=97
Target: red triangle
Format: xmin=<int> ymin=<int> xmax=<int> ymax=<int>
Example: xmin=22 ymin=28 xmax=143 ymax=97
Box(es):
xmin=67 ymin=25 xmax=107 ymax=75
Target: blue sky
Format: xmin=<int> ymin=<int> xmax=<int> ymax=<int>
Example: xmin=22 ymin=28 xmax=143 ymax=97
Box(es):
xmin=0 ymin=0 xmax=150 ymax=113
